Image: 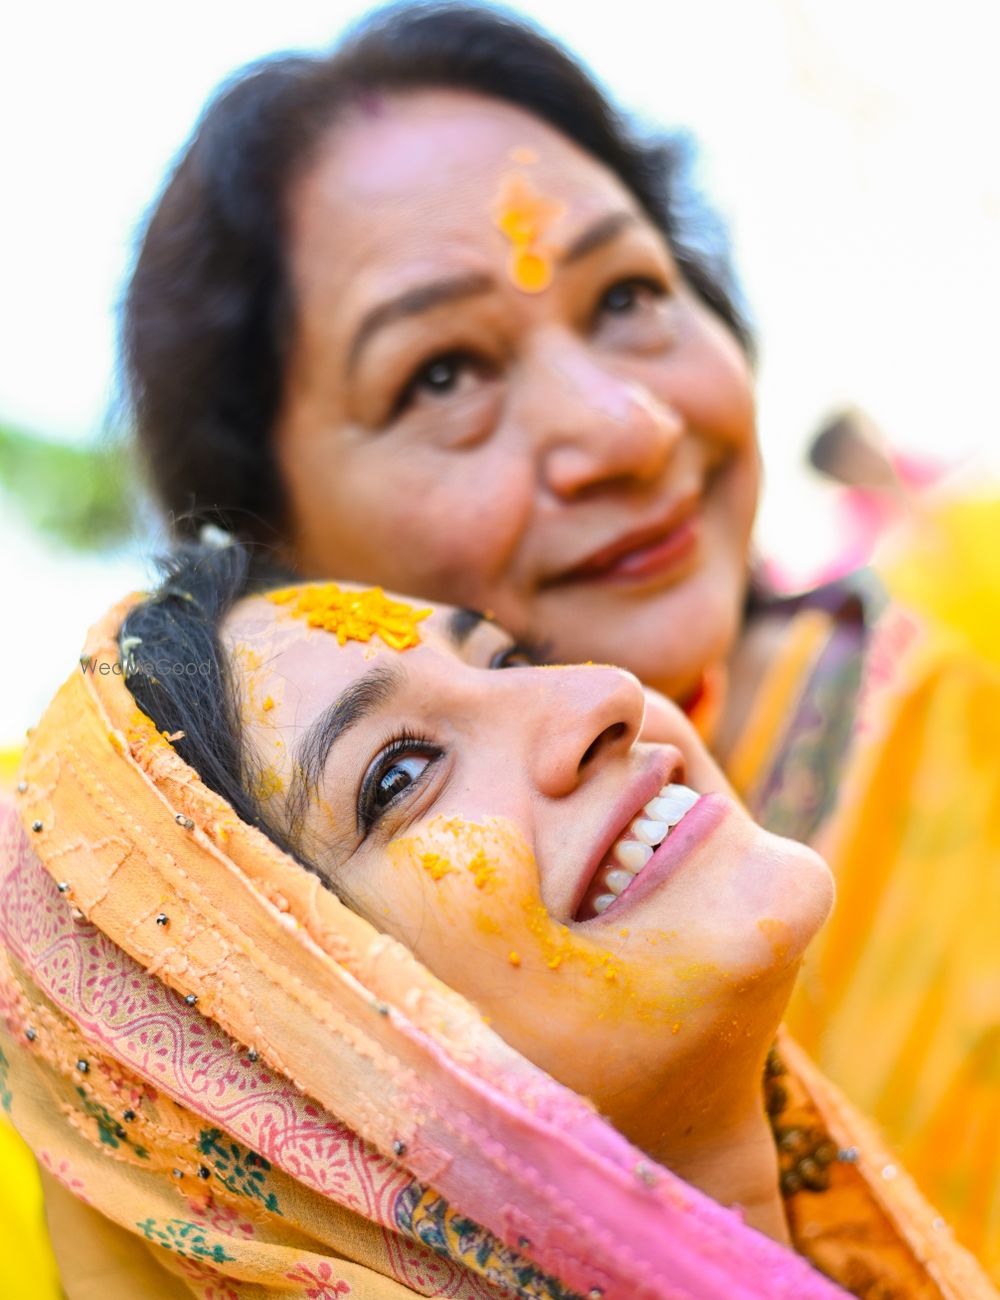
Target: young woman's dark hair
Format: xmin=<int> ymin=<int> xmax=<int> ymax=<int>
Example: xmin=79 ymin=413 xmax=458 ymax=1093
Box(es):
xmin=118 ymin=540 xmax=302 ymax=856
xmin=123 ymin=1 xmax=752 ymax=543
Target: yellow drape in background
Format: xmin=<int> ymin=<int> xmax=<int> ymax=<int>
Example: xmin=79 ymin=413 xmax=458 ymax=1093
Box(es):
xmin=735 ymin=492 xmax=1000 ymax=1279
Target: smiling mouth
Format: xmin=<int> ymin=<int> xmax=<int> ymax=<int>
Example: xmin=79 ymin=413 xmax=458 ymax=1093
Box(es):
xmin=574 ymin=782 xmax=702 ymax=922
xmin=547 ymin=497 xmax=701 ymax=588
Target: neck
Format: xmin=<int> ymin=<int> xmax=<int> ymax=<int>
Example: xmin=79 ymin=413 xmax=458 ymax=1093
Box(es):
xmin=609 ymin=996 xmax=795 ymax=1245
xmin=652 ymin=1101 xmax=790 ymax=1243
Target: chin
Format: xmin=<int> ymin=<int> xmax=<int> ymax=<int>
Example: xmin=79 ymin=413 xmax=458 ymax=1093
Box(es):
xmin=677 ymin=826 xmax=834 ymax=988
xmin=741 ymin=833 xmax=835 ymax=971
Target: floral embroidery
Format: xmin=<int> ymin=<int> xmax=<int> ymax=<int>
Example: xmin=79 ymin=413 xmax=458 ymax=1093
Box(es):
xmin=185 ymin=1195 xmax=255 ymax=1240
xmin=175 ymin=1256 xmax=240 ymax=1300
xmin=136 ymin=1216 xmax=236 ymax=1264
xmin=75 ymin=1085 xmax=148 ymax=1157
xmin=284 ymin=1260 xmax=352 ymax=1296
xmin=197 ymin=1128 xmax=282 ymax=1214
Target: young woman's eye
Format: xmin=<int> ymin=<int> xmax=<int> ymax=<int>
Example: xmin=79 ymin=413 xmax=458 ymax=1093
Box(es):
xmin=359 ymin=738 xmax=440 ymax=830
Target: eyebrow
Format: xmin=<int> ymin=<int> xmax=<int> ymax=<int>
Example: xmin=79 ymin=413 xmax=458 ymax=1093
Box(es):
xmin=284 ymin=660 xmax=404 ymax=838
xmin=346 ymin=210 xmax=641 ymax=373
xmin=347 ymin=272 xmax=493 ymax=372
xmin=560 ymin=210 xmax=640 ymax=265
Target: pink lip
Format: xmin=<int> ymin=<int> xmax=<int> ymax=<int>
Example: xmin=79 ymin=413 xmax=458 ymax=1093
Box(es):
xmin=569 ymin=747 xmax=684 ymax=921
xmin=548 ymin=496 xmax=701 ymax=587
xmin=578 ymin=793 xmax=731 ymax=927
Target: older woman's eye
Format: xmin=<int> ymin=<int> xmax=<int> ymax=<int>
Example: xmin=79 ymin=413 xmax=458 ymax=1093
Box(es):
xmin=598 ymin=276 xmax=667 ymax=317
xmin=491 ymin=642 xmax=538 ymax=670
xmin=359 ymin=736 xmax=441 ymax=830
xmin=396 ymin=350 xmax=483 ymax=413
xmin=489 ymin=639 xmax=549 ymax=669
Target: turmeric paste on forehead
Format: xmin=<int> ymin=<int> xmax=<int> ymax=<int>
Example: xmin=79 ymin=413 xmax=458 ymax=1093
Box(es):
xmin=267 ymin=584 xmax=431 ymax=650
xmin=493 ymin=169 xmax=565 ymax=294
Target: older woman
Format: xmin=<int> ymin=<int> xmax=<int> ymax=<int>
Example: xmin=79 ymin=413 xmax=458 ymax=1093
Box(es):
xmin=121 ymin=3 xmax=1000 ymax=1271
xmin=1 ymin=540 xmax=993 ymax=1298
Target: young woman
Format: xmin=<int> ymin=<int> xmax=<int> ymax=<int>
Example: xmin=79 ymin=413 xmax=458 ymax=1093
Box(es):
xmin=120 ymin=4 xmax=1000 ymax=1270
xmin=0 ymin=542 xmax=992 ymax=1298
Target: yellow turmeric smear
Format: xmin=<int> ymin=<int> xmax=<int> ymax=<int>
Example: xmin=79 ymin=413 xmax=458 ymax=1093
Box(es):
xmin=267 ymin=583 xmax=430 ymax=650
xmin=251 ymin=766 xmax=284 ymax=801
xmin=419 ymin=851 xmax=454 ymax=882
xmin=493 ymin=171 xmax=564 ymax=294
xmin=262 ymin=695 xmax=275 ymax=712
xmin=466 ymin=848 xmax=497 ymax=891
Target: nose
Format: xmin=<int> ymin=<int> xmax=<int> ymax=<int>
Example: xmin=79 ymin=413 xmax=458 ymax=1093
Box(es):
xmin=519 ymin=337 xmax=684 ymax=499
xmin=502 ymin=663 xmax=646 ymax=799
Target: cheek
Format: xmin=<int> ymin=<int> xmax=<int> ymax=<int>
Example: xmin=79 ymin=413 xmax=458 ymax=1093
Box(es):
xmin=379 ymin=817 xmax=738 ymax=1046
xmin=285 ymin=427 xmax=535 ymax=602
xmin=659 ymin=314 xmax=756 ymax=455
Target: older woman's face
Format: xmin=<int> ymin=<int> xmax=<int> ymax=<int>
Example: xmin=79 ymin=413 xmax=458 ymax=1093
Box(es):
xmin=223 ymin=586 xmax=831 ymax=1135
xmin=276 ymin=90 xmax=758 ymax=701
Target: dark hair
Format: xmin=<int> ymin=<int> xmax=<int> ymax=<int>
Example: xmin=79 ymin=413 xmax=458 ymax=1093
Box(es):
xmin=124 ymin=2 xmax=753 ymax=543
xmin=119 ymin=540 xmax=302 ymax=859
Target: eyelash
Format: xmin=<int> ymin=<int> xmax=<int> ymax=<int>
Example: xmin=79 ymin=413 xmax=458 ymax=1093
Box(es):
xmin=390 ymin=274 xmax=670 ymax=418
xmin=595 ymin=274 xmax=669 ymax=319
xmin=358 ymin=727 xmax=441 ymax=834
xmin=357 ymin=638 xmax=548 ymax=833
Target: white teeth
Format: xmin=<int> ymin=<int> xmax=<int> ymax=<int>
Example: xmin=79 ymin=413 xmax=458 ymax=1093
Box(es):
xmin=593 ymin=893 xmax=617 ymax=914
xmin=644 ymin=784 xmax=699 ymax=826
xmin=604 ymin=868 xmax=636 ymax=895
xmin=614 ymin=840 xmax=653 ymax=873
xmin=631 ymin=816 xmax=668 ymax=846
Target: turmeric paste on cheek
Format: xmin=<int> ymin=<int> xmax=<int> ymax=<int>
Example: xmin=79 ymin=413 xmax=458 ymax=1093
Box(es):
xmin=390 ymin=816 xmax=710 ymax=1026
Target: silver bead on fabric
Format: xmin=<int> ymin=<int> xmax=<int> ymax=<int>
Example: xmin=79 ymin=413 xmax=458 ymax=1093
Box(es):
xmin=634 ymin=1161 xmax=657 ymax=1187
xmin=175 ymin=814 xmax=195 ymax=830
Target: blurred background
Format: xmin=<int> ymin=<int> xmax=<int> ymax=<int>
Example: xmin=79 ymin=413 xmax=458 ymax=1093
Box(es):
xmin=1 ymin=0 xmax=998 ymax=751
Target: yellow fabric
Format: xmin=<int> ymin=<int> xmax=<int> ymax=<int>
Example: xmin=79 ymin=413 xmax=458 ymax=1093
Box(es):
xmin=0 ymin=1117 xmax=61 ymax=1300
xmin=726 ymin=608 xmax=833 ymax=801
xmin=746 ymin=493 xmax=1000 ymax=1280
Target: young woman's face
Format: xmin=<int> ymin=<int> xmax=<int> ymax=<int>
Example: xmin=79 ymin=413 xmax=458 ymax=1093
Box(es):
xmin=276 ymin=90 xmax=759 ymax=701
xmin=222 ymin=585 xmax=832 ymax=1139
